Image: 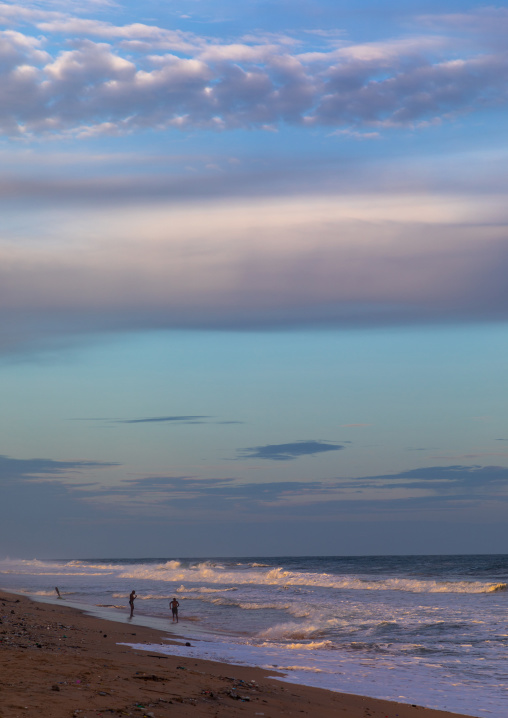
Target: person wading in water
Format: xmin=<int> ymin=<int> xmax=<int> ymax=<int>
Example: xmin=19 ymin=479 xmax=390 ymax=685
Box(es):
xmin=129 ymin=590 xmax=137 ymax=617
xmin=169 ymin=597 xmax=179 ymax=623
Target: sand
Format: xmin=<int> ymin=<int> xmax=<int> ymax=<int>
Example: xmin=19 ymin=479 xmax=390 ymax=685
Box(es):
xmin=0 ymin=590 xmax=471 ymax=718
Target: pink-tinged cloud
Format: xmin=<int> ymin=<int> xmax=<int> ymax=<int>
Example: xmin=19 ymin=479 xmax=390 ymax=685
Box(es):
xmin=1 ymin=189 xmax=508 ymax=352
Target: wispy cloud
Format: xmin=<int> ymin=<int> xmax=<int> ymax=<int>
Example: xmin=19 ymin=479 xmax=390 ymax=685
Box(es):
xmin=354 ymin=464 xmax=508 ymax=491
xmin=73 ymin=463 xmax=508 ymax=520
xmin=3 ymin=186 xmax=508 ymax=356
xmin=122 ymin=475 xmax=236 ymax=490
xmin=73 ymin=415 xmax=242 ymax=426
xmin=0 ymin=453 xmax=118 ymax=483
xmin=114 ymin=415 xmax=210 ymax=424
xmin=2 ymin=453 xmax=508 ymax=526
xmin=430 ymin=453 xmax=508 ymax=461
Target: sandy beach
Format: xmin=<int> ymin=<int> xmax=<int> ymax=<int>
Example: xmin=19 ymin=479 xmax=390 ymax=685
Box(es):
xmin=0 ymin=590 xmax=473 ymax=718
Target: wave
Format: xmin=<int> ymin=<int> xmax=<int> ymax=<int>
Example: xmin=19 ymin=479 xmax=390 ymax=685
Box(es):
xmin=2 ymin=558 xmax=505 ymax=595
xmin=269 ymin=665 xmax=324 ymax=672
xmin=219 ymin=600 xmax=291 ymax=611
xmin=95 ymin=604 xmax=125 ymax=609
xmin=487 ymin=583 xmax=507 ymax=593
xmin=169 ymin=593 xmax=312 ymax=617
xmin=176 ymin=594 xmax=292 ymax=611
xmin=0 ymin=558 xmax=115 ymax=577
xmin=258 ymin=621 xmax=333 ymax=641
xmin=1 ymin=571 xmax=111 ymax=576
xmin=116 ymin=563 xmax=506 ymax=594
xmin=176 ymin=585 xmax=237 ymax=594
xmin=285 ymin=641 xmax=333 ymax=650
xmin=112 ymin=593 xmax=176 ymax=600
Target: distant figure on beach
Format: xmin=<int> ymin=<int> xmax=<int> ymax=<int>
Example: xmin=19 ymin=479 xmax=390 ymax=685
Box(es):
xmin=55 ymin=587 xmax=62 ymax=599
xmin=169 ymin=597 xmax=179 ymax=623
xmin=129 ymin=590 xmax=137 ymax=617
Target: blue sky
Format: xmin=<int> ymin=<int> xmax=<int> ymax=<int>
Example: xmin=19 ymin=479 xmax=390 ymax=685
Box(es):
xmin=1 ymin=0 xmax=508 ymax=557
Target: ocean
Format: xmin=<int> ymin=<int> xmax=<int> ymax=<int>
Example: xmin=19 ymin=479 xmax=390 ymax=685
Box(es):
xmin=1 ymin=554 xmax=507 ymax=717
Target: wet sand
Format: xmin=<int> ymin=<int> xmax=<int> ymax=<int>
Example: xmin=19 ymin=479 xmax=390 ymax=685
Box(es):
xmin=0 ymin=590 xmax=471 ymax=718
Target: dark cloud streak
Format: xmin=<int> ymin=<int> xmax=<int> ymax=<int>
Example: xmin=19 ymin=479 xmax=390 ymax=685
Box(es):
xmin=236 ymin=440 xmax=346 ymax=461
xmin=116 ymin=415 xmax=210 ymax=424
xmin=72 ymin=416 xmax=243 ymax=426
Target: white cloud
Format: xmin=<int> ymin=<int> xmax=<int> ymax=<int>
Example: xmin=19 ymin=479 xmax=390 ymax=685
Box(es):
xmin=0 ymin=29 xmax=49 ymax=67
xmin=329 ymin=128 xmax=380 ymax=139
xmin=0 ymin=8 xmax=505 ymax=136
xmin=419 ymin=7 xmax=508 ymax=34
xmin=0 ymin=2 xmax=61 ymax=25
xmin=44 ymin=41 xmax=135 ymax=82
xmin=36 ymin=18 xmax=203 ymax=53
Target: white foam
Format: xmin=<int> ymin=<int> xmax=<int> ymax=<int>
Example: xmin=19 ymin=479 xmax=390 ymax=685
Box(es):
xmin=284 ymin=641 xmax=333 ymax=650
xmin=275 ymin=665 xmax=324 ymax=671
xmin=259 ymin=621 xmax=332 ymax=641
xmin=115 ymin=562 xmax=505 ymax=594
xmin=2 ymin=558 xmax=504 ymax=594
xmin=175 ymin=585 xmax=237 ymax=594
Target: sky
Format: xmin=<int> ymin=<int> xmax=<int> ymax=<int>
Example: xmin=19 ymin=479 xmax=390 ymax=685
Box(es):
xmin=1 ymin=0 xmax=508 ymax=558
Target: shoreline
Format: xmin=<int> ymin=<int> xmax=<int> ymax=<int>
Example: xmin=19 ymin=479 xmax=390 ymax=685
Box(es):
xmin=2 ymin=587 xmax=195 ymax=638
xmin=0 ymin=589 xmax=472 ymax=718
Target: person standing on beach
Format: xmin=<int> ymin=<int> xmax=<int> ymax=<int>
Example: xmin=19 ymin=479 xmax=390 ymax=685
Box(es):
xmin=169 ymin=597 xmax=179 ymax=622
xmin=129 ymin=590 xmax=137 ymax=617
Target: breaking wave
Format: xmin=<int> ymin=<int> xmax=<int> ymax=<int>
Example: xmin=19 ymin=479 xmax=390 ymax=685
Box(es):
xmin=176 ymin=585 xmax=237 ymax=594
xmin=259 ymin=621 xmax=334 ymax=641
xmin=113 ymin=562 xmax=506 ymax=594
xmin=285 ymin=641 xmax=333 ymax=650
xmin=1 ymin=558 xmax=506 ymax=596
xmin=272 ymin=665 xmax=325 ymax=672
xmin=487 ymin=583 xmax=507 ymax=592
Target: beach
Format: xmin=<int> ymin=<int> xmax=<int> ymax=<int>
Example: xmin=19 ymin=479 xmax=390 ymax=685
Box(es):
xmin=0 ymin=589 xmax=472 ymax=718
xmin=1 ymin=555 xmax=506 ymax=717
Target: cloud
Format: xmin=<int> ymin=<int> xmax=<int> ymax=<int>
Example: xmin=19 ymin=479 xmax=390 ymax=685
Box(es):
xmin=0 ymin=450 xmax=124 ymax=554
xmin=2 ymin=453 xmax=508 ymax=532
xmin=0 ymin=11 xmax=506 ymax=136
xmin=355 ymin=464 xmax=508 ymax=492
xmin=0 ymin=453 xmax=118 ymax=482
xmin=113 ymin=415 xmax=210 ymax=424
xmin=73 ymin=415 xmax=243 ymax=426
xmin=36 ymin=19 xmax=202 ymax=53
xmin=2 ymin=9 xmax=508 ymax=354
xmin=95 ymin=475 xmax=349 ymax=514
xmin=3 ymin=186 xmax=508 ymax=355
xmin=71 ymin=463 xmax=508 ymax=522
xmin=236 ymin=440 xmax=345 ymax=461
xmin=419 ymin=7 xmax=508 ymax=48
xmin=122 ymin=475 xmax=236 ymax=490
